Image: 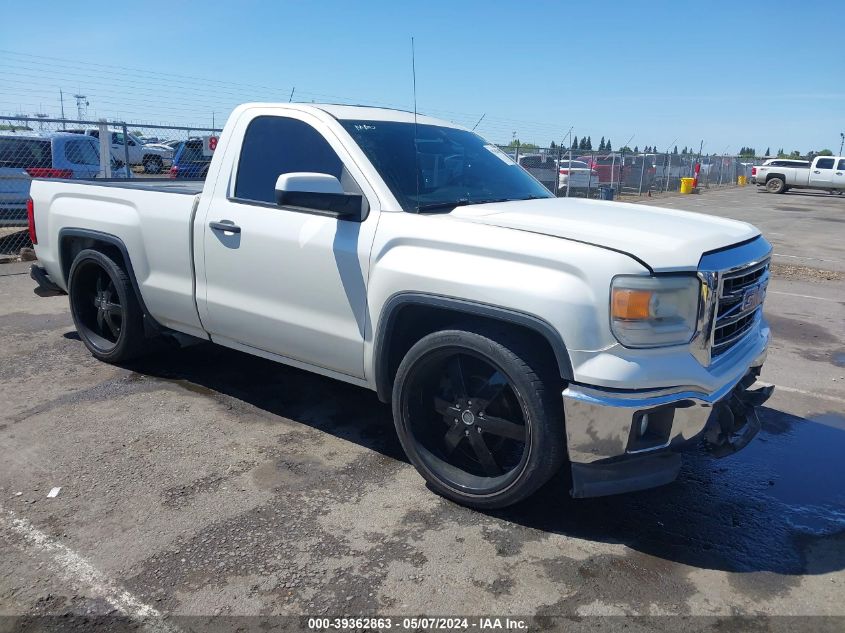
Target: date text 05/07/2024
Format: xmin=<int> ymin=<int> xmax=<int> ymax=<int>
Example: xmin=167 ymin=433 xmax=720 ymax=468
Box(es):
xmin=307 ymin=616 xmax=529 ymax=630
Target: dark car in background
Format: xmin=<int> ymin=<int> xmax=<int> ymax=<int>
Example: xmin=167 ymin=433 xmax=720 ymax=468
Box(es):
xmin=169 ymin=139 xmax=211 ymax=179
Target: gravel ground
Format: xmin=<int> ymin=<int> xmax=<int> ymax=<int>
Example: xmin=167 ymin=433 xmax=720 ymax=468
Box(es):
xmin=0 ymin=186 xmax=844 ymax=632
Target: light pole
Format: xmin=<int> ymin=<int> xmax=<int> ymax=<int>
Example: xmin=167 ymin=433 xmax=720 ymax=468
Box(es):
xmin=839 ymin=132 xmax=844 ymax=156
xmin=566 ymin=127 xmax=574 ymax=198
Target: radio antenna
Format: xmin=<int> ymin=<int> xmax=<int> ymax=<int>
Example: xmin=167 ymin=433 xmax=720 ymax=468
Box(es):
xmin=412 ymin=37 xmax=420 ymax=213
xmin=471 ymin=113 xmax=486 ymax=131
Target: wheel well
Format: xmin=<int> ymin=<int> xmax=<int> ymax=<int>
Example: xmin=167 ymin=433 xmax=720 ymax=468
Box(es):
xmin=58 ymin=229 xmax=161 ymax=333
xmin=765 ymin=172 xmax=785 ymax=182
xmin=375 ymin=300 xmax=570 ymax=402
xmin=59 ymin=235 xmax=125 ymax=285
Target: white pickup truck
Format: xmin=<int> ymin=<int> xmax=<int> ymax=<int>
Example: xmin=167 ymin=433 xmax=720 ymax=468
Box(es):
xmin=752 ymin=155 xmax=845 ymax=194
xmin=68 ymin=129 xmax=174 ymax=174
xmin=27 ymin=103 xmax=773 ymax=508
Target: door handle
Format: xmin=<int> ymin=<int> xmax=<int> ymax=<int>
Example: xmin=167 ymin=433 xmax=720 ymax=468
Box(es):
xmin=813 ymin=170 xmax=821 ymax=174
xmin=209 ymin=220 xmax=241 ymax=234
xmin=837 ymin=172 xmax=843 ymax=176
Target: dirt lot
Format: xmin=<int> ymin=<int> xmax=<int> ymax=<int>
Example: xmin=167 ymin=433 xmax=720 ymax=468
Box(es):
xmin=1 ymin=186 xmax=844 ymax=631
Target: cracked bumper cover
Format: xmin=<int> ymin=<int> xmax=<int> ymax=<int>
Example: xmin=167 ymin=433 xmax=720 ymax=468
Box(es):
xmin=562 ymin=347 xmax=772 ymax=498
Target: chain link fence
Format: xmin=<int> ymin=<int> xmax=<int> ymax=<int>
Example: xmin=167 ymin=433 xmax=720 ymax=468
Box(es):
xmin=0 ymin=115 xmax=220 ymax=258
xmin=499 ymin=144 xmax=761 ymax=200
xmin=2 ymin=114 xmax=764 ymax=260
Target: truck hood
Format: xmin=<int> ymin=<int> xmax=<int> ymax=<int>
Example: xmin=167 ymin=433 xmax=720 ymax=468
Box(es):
xmin=447 ymin=197 xmax=759 ymax=271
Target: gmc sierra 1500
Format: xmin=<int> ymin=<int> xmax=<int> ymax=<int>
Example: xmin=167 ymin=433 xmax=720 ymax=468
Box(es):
xmin=28 ymin=103 xmax=773 ymax=508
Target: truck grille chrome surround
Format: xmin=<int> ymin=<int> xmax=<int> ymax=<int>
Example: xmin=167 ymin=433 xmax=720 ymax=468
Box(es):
xmin=691 ymin=237 xmax=772 ymax=367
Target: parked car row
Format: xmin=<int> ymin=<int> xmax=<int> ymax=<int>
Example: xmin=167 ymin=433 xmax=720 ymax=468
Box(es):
xmin=446 ymin=147 xmax=760 ymax=197
xmin=65 ymin=129 xmax=173 ymax=174
xmin=516 ymin=154 xmax=601 ymax=194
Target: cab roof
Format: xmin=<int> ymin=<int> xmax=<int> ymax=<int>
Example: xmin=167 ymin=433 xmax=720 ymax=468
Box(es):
xmin=236 ymin=102 xmax=466 ymax=130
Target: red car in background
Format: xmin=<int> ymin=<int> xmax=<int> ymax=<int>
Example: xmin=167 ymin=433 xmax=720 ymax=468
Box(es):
xmin=579 ymin=154 xmax=656 ymax=191
xmin=578 ymin=154 xmax=622 ymax=184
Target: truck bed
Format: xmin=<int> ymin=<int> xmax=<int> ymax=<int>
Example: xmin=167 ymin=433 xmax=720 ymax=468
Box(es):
xmin=30 ymin=176 xmax=207 ymax=339
xmin=51 ymin=178 xmax=205 ymax=195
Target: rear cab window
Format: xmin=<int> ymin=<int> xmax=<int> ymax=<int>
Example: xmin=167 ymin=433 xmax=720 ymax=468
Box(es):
xmin=815 ymin=158 xmax=835 ymax=170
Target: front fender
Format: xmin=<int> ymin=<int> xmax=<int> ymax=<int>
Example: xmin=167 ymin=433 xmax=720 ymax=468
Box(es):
xmin=364 ymin=212 xmax=648 ymax=390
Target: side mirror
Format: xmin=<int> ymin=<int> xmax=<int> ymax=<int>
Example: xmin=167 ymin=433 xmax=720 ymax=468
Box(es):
xmin=274 ymin=173 xmax=367 ymax=222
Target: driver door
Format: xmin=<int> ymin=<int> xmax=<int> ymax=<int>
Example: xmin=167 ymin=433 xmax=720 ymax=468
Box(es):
xmin=196 ymin=113 xmax=378 ymax=379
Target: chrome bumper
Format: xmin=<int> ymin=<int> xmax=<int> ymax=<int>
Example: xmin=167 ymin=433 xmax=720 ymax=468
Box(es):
xmin=563 ymin=350 xmax=771 ymax=498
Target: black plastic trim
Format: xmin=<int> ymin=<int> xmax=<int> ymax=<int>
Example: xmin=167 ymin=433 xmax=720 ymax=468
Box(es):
xmin=226 ymin=195 xmax=370 ymax=222
xmin=373 ymin=292 xmax=574 ymax=402
xmin=57 ymin=227 xmax=163 ymax=332
xmin=570 ymin=451 xmax=681 ymax=498
xmin=30 ymin=264 xmax=64 ymax=295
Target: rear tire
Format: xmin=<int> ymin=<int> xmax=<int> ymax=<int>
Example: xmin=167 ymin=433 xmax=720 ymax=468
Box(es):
xmin=68 ymin=249 xmax=147 ymax=363
xmin=765 ymin=177 xmax=786 ymax=194
xmin=143 ymin=156 xmax=163 ymax=174
xmin=392 ymin=327 xmax=565 ymax=509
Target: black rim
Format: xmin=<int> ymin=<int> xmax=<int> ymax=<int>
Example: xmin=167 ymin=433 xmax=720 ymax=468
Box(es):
xmin=71 ymin=261 xmax=124 ymax=353
xmin=402 ymin=349 xmax=530 ymax=495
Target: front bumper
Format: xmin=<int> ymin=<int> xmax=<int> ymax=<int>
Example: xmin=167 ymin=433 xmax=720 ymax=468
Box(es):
xmin=562 ymin=350 xmax=772 ymax=498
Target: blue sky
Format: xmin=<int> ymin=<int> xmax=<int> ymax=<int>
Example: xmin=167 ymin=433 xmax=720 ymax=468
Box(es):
xmin=1 ymin=0 xmax=840 ymax=153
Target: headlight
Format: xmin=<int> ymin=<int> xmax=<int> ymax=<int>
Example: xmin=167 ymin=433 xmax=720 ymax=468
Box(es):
xmin=610 ymin=275 xmax=700 ymax=347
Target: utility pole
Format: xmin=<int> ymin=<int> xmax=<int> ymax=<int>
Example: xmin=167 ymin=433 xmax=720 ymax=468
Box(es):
xmin=59 ymin=89 xmax=66 ymax=129
xmin=840 ymin=132 xmax=844 ymax=156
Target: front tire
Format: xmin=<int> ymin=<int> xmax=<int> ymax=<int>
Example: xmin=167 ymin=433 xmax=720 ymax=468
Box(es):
xmin=766 ymin=177 xmax=786 ymax=194
xmin=392 ymin=328 xmax=565 ymax=509
xmin=68 ymin=249 xmax=147 ymax=363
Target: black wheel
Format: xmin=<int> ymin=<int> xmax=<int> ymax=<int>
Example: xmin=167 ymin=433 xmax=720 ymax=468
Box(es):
xmin=766 ymin=177 xmax=786 ymax=194
xmin=392 ymin=328 xmax=565 ymax=509
xmin=68 ymin=249 xmax=146 ymax=363
xmin=143 ymin=156 xmax=163 ymax=174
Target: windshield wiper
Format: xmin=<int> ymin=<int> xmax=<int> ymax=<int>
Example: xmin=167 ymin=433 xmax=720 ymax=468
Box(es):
xmin=415 ymin=198 xmax=471 ymax=213
xmin=416 ymin=197 xmax=517 ymax=213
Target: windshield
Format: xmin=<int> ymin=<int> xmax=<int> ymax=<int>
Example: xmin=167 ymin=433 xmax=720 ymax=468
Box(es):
xmin=341 ymin=120 xmax=553 ymax=212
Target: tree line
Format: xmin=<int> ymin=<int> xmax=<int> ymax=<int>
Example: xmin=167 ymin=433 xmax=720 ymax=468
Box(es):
xmin=504 ymin=138 xmax=837 ymax=159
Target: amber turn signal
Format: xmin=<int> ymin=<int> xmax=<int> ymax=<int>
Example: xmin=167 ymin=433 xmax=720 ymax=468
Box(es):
xmin=611 ymin=288 xmax=653 ymax=320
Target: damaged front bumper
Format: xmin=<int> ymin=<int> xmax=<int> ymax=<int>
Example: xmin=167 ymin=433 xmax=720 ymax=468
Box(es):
xmin=562 ymin=353 xmax=773 ymax=498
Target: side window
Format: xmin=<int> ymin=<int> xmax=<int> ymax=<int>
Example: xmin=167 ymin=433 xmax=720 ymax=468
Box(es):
xmin=65 ymin=140 xmax=100 ymax=165
xmin=234 ymin=116 xmax=343 ymax=204
xmin=838 ymin=159 xmax=845 ymax=170
xmin=112 ymin=132 xmax=125 ymax=145
xmin=816 ymin=158 xmax=835 ymax=170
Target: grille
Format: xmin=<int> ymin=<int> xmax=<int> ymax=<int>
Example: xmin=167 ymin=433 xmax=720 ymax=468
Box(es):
xmin=712 ymin=259 xmax=769 ymax=358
